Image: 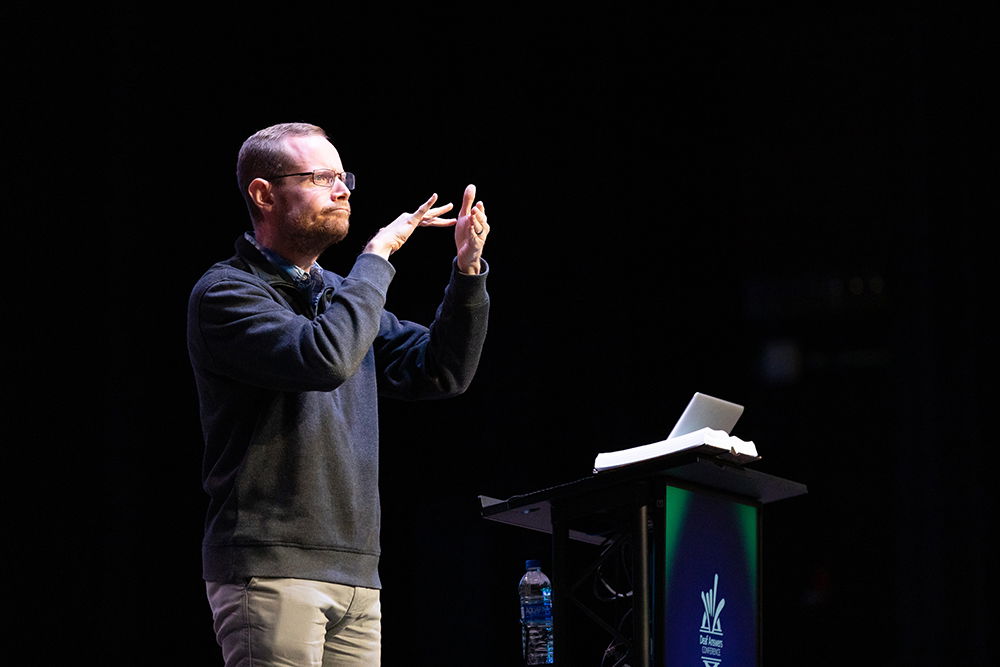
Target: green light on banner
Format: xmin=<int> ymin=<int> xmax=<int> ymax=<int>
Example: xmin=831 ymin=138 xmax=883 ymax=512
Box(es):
xmin=736 ymin=501 xmax=759 ymax=607
xmin=662 ymin=485 xmax=692 ymax=608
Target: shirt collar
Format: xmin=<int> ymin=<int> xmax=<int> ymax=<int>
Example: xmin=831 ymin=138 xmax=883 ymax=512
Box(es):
xmin=244 ymin=232 xmax=324 ymax=288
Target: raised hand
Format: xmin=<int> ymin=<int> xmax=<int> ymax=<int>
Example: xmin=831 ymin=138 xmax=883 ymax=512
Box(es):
xmin=453 ymin=184 xmax=489 ymax=275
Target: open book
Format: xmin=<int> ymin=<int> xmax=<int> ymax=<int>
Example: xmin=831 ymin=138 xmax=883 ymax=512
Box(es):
xmin=593 ymin=427 xmax=759 ymax=472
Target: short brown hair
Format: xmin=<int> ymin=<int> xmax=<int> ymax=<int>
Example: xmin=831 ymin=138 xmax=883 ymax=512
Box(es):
xmin=236 ymin=122 xmax=328 ymax=222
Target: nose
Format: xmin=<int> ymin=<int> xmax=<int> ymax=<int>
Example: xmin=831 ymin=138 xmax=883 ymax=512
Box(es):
xmin=330 ymin=178 xmax=350 ymax=200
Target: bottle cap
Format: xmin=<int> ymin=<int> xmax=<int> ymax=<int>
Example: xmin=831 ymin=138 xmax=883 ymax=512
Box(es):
xmin=525 ymin=559 xmax=541 ymax=570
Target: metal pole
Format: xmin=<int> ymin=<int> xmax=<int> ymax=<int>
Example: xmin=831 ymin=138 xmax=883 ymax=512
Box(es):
xmin=634 ymin=503 xmax=651 ymax=667
xmin=551 ymin=505 xmax=571 ymax=666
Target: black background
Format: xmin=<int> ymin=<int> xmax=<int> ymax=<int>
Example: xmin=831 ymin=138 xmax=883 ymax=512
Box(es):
xmin=8 ymin=6 xmax=992 ymax=666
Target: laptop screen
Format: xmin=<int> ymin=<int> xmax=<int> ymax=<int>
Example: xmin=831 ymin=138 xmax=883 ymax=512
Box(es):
xmin=667 ymin=392 xmax=745 ymax=440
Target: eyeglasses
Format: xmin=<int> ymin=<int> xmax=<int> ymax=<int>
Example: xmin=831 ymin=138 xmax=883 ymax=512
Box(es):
xmin=270 ymin=169 xmax=356 ymax=190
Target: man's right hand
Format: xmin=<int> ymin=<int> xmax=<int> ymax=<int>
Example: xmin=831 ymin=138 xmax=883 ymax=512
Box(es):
xmin=363 ymin=194 xmax=455 ymax=260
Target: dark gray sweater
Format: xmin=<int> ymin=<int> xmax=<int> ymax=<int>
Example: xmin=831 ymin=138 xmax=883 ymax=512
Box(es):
xmin=187 ymin=234 xmax=489 ymax=587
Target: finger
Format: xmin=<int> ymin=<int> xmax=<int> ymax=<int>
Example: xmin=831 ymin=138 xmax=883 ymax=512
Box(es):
xmin=472 ymin=202 xmax=486 ymax=225
xmin=426 ymin=203 xmax=454 ymax=218
xmin=412 ymin=193 xmax=439 ymax=218
xmin=418 ymin=217 xmax=458 ymax=227
xmin=475 ymin=211 xmax=490 ymax=233
xmin=471 ymin=206 xmax=487 ymax=232
xmin=459 ymin=184 xmax=476 ymax=217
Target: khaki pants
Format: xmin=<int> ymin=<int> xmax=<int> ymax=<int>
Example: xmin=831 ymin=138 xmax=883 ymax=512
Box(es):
xmin=206 ymin=577 xmax=382 ymax=666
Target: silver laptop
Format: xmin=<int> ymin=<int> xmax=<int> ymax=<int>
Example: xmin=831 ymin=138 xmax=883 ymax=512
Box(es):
xmin=667 ymin=392 xmax=744 ymax=440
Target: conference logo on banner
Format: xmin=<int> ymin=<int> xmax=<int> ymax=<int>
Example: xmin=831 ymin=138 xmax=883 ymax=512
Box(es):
xmin=699 ymin=573 xmax=725 ymax=667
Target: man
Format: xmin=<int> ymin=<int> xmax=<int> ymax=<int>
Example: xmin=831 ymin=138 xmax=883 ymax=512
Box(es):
xmin=187 ymin=122 xmax=490 ymax=665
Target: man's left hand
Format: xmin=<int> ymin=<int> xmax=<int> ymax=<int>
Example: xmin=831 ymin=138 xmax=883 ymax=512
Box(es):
xmin=416 ymin=184 xmax=489 ymax=275
xmin=452 ymin=184 xmax=489 ymax=275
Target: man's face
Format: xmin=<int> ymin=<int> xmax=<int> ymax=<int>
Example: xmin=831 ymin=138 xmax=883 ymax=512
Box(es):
xmin=271 ymin=134 xmax=352 ymax=256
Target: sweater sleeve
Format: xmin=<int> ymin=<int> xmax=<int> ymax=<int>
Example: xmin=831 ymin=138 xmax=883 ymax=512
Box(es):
xmin=189 ymin=253 xmax=396 ymax=392
xmin=374 ymin=259 xmax=491 ymax=400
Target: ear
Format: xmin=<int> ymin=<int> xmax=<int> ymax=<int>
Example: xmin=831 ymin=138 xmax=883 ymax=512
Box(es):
xmin=247 ymin=178 xmax=276 ymax=215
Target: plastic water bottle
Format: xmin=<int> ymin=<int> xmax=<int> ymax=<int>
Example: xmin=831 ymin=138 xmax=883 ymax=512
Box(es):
xmin=519 ymin=559 xmax=554 ymax=664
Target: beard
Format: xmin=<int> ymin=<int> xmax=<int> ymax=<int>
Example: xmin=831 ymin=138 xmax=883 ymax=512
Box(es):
xmin=283 ymin=205 xmax=351 ymax=258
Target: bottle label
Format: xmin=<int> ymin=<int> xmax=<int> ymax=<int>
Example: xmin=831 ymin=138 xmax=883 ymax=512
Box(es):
xmin=521 ymin=600 xmax=551 ymax=623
